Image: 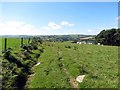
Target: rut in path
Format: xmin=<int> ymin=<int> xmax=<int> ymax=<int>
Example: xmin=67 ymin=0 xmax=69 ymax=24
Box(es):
xmin=57 ymin=47 xmax=79 ymax=89
xmin=63 ymin=68 xmax=79 ymax=89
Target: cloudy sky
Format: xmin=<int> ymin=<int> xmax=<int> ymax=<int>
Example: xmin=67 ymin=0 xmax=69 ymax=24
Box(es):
xmin=0 ymin=2 xmax=118 ymax=35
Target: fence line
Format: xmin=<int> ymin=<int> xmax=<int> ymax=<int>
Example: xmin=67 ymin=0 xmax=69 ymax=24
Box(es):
xmin=2 ymin=38 xmax=31 ymax=52
xmin=4 ymin=38 xmax=7 ymax=51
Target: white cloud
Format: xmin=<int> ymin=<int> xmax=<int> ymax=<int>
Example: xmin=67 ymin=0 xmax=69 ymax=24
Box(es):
xmin=116 ymin=16 xmax=120 ymax=21
xmin=0 ymin=20 xmax=75 ymax=35
xmin=0 ymin=20 xmax=41 ymax=35
xmin=41 ymin=26 xmax=51 ymax=31
xmin=85 ymin=29 xmax=97 ymax=35
xmin=87 ymin=29 xmax=93 ymax=33
xmin=68 ymin=23 xmax=74 ymax=26
xmin=48 ymin=22 xmax=61 ymax=30
xmin=61 ymin=21 xmax=69 ymax=26
xmin=0 ymin=20 xmax=2 ymax=23
xmin=60 ymin=21 xmax=74 ymax=26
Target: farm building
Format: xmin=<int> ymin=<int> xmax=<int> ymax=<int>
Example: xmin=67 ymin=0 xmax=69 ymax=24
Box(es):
xmin=77 ymin=37 xmax=95 ymax=44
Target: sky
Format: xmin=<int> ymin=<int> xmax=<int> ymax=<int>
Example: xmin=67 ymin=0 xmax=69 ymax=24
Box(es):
xmin=0 ymin=2 xmax=118 ymax=35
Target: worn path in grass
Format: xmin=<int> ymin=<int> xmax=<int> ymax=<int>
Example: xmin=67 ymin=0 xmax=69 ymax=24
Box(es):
xmin=27 ymin=42 xmax=118 ymax=88
xmin=57 ymin=46 xmax=79 ymax=88
xmin=27 ymin=42 xmax=71 ymax=88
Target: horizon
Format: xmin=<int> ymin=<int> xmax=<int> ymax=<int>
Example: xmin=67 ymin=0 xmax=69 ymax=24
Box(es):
xmin=0 ymin=33 xmax=96 ymax=36
xmin=0 ymin=2 xmax=118 ymax=35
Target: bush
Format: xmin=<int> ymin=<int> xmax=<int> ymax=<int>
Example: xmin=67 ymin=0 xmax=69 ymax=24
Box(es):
xmin=95 ymin=28 xmax=120 ymax=46
xmin=14 ymin=73 xmax=27 ymax=89
xmin=65 ymin=45 xmax=71 ymax=48
xmin=36 ymin=54 xmax=40 ymax=58
xmin=39 ymin=49 xmax=44 ymax=53
xmin=22 ymin=50 xmax=31 ymax=60
xmin=3 ymin=50 xmax=11 ymax=60
xmin=2 ymin=37 xmax=44 ymax=89
xmin=3 ymin=50 xmax=23 ymax=67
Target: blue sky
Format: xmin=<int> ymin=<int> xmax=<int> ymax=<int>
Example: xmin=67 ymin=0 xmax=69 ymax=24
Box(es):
xmin=0 ymin=2 xmax=118 ymax=35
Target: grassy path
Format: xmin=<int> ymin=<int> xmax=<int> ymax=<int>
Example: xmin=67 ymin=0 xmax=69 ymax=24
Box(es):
xmin=57 ymin=45 xmax=79 ymax=88
xmin=27 ymin=42 xmax=71 ymax=88
xmin=27 ymin=42 xmax=118 ymax=88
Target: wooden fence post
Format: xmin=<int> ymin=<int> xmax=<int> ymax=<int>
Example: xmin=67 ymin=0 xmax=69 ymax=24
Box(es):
xmin=21 ymin=38 xmax=23 ymax=47
xmin=28 ymin=38 xmax=30 ymax=44
xmin=86 ymin=40 xmax=87 ymax=44
xmin=4 ymin=38 xmax=7 ymax=51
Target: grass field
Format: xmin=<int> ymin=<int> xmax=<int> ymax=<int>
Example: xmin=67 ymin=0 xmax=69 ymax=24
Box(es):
xmin=0 ymin=38 xmax=29 ymax=51
xmin=27 ymin=42 xmax=118 ymax=88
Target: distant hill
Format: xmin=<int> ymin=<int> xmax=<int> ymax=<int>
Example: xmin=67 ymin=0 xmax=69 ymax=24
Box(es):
xmin=39 ymin=34 xmax=95 ymax=42
xmin=0 ymin=34 xmax=95 ymax=42
xmin=0 ymin=35 xmax=33 ymax=38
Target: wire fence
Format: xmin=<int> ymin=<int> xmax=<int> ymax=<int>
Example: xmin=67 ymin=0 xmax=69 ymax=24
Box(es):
xmin=1 ymin=38 xmax=31 ymax=52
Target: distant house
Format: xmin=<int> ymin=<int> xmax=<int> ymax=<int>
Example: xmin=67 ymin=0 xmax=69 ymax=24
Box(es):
xmin=97 ymin=43 xmax=100 ymax=45
xmin=77 ymin=42 xmax=82 ymax=44
xmin=77 ymin=37 xmax=95 ymax=44
xmin=81 ymin=41 xmax=86 ymax=44
xmin=88 ymin=43 xmax=92 ymax=44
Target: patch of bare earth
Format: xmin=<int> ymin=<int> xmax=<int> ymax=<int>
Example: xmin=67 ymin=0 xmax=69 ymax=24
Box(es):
xmin=69 ymin=78 xmax=78 ymax=88
xmin=63 ymin=68 xmax=79 ymax=89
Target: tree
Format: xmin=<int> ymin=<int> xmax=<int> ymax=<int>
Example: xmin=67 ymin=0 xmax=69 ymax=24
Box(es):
xmin=95 ymin=28 xmax=120 ymax=46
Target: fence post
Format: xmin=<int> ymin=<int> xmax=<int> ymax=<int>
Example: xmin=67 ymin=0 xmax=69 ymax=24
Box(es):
xmin=86 ymin=40 xmax=87 ymax=44
xmin=4 ymin=38 xmax=7 ymax=51
xmin=28 ymin=38 xmax=30 ymax=44
xmin=21 ymin=38 xmax=23 ymax=47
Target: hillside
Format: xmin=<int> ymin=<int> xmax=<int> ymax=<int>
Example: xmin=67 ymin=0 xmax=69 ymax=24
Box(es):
xmin=27 ymin=41 xmax=118 ymax=88
xmin=0 ymin=34 xmax=95 ymax=42
xmin=1 ymin=37 xmax=118 ymax=88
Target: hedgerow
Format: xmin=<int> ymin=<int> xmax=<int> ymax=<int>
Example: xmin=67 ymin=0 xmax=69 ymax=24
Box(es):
xmin=1 ymin=37 xmax=43 ymax=89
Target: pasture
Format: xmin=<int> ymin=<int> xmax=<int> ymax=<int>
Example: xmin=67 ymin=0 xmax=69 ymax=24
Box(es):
xmin=27 ymin=42 xmax=118 ymax=88
xmin=0 ymin=38 xmax=29 ymax=51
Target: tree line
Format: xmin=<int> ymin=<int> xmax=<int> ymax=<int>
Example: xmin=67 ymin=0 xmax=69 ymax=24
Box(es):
xmin=95 ymin=28 xmax=120 ymax=46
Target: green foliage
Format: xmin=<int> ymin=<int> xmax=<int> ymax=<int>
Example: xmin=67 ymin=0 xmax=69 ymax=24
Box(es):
xmin=65 ymin=45 xmax=71 ymax=48
xmin=95 ymin=28 xmax=120 ymax=46
xmin=1 ymin=37 xmax=44 ymax=89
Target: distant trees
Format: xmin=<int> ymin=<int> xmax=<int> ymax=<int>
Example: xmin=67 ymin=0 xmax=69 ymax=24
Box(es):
xmin=95 ymin=28 xmax=120 ymax=46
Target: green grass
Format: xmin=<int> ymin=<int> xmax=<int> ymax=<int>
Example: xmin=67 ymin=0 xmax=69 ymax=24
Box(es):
xmin=28 ymin=42 xmax=71 ymax=88
xmin=0 ymin=38 xmax=2 ymax=54
xmin=0 ymin=38 xmax=28 ymax=51
xmin=27 ymin=42 xmax=118 ymax=88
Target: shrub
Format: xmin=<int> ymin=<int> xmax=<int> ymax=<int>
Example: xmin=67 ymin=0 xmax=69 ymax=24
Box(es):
xmin=3 ymin=50 xmax=11 ymax=60
xmin=3 ymin=50 xmax=23 ymax=67
xmin=65 ymin=45 xmax=71 ymax=48
xmin=22 ymin=50 xmax=31 ymax=60
xmin=36 ymin=54 xmax=40 ymax=58
xmin=39 ymin=49 xmax=44 ymax=53
xmin=14 ymin=73 xmax=27 ymax=89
